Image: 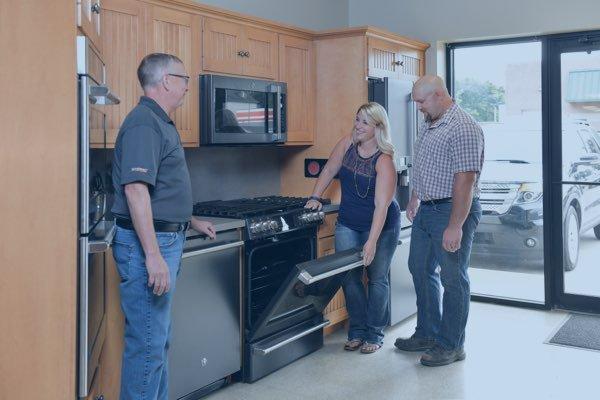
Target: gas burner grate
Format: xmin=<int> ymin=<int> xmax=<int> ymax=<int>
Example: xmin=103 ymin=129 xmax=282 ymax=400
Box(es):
xmin=193 ymin=196 xmax=330 ymax=219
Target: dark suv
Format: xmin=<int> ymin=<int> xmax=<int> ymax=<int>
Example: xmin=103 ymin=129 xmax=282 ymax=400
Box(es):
xmin=471 ymin=121 xmax=600 ymax=271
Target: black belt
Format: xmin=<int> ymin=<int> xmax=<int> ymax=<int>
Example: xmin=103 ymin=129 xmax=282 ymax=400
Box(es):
xmin=420 ymin=197 xmax=452 ymax=206
xmin=116 ymin=217 xmax=189 ymax=232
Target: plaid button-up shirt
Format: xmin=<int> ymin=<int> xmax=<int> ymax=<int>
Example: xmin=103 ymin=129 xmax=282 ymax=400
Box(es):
xmin=413 ymin=103 xmax=485 ymax=201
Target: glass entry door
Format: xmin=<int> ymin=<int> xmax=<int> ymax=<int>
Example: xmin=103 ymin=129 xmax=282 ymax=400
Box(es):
xmin=548 ymin=32 xmax=600 ymax=312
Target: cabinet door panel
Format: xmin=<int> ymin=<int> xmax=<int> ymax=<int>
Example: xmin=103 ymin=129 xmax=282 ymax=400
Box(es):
xmin=203 ymin=17 xmax=244 ymax=75
xmin=78 ymin=0 xmax=102 ymax=53
xmin=368 ymin=37 xmax=402 ymax=79
xmin=148 ymin=6 xmax=200 ymax=146
xmin=101 ymin=0 xmax=146 ymax=147
xmin=279 ymin=35 xmax=314 ymax=143
xmin=243 ymin=26 xmax=278 ymax=79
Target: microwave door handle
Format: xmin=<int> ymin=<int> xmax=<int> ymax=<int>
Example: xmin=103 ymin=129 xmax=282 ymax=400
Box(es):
xmin=298 ymin=259 xmax=364 ymax=285
xmin=270 ymin=84 xmax=282 ymax=137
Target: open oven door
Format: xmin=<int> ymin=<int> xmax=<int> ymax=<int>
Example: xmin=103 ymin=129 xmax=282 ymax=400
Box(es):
xmin=244 ymin=248 xmax=363 ymax=382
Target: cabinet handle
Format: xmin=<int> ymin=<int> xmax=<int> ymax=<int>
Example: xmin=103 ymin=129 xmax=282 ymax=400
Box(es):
xmin=91 ymin=3 xmax=101 ymax=14
xmin=237 ymin=50 xmax=244 ymax=57
xmin=244 ymin=51 xmax=250 ymax=57
xmin=95 ymin=395 xmax=104 ymax=400
xmin=392 ymin=60 xmax=404 ymax=67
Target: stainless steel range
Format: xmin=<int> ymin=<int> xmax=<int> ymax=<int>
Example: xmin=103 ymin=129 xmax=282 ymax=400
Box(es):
xmin=193 ymin=196 xmax=363 ymax=383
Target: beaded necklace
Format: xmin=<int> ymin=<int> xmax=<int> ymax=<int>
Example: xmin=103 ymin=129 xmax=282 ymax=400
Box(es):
xmin=353 ymin=146 xmax=379 ymax=199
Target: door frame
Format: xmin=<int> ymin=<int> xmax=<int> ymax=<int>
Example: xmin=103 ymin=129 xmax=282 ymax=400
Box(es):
xmin=547 ymin=30 xmax=600 ymax=314
xmin=446 ymin=36 xmax=552 ymax=310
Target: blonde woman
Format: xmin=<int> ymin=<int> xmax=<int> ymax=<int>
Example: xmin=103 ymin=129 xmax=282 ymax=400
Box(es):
xmin=305 ymin=102 xmax=400 ymax=353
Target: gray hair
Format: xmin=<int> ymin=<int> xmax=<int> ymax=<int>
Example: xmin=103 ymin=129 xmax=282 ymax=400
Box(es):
xmin=137 ymin=53 xmax=183 ymax=90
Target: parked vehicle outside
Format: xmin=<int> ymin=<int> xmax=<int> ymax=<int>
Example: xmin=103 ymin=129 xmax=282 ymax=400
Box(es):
xmin=471 ymin=121 xmax=600 ymax=272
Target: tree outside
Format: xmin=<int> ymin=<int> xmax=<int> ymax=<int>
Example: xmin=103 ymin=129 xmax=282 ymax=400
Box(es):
xmin=455 ymin=79 xmax=505 ymax=122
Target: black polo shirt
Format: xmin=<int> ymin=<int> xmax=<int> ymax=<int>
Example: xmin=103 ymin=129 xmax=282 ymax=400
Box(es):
xmin=111 ymin=96 xmax=192 ymax=223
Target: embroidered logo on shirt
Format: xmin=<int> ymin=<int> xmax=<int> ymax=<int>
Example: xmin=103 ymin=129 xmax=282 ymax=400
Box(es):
xmin=131 ymin=167 xmax=149 ymax=173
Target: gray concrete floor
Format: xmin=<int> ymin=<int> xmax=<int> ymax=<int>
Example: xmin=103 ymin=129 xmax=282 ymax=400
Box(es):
xmin=205 ymin=302 xmax=600 ymax=400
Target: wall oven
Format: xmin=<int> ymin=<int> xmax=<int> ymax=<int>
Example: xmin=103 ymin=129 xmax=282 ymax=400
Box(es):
xmin=200 ymin=74 xmax=287 ymax=145
xmin=77 ymin=36 xmax=119 ymax=398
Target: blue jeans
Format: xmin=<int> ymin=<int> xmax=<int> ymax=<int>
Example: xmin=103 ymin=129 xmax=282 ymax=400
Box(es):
xmin=335 ymin=223 xmax=400 ymax=345
xmin=408 ymin=200 xmax=482 ymax=350
xmin=112 ymin=226 xmax=185 ymax=400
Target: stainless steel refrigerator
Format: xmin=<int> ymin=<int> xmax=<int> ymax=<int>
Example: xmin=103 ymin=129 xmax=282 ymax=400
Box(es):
xmin=369 ymin=77 xmax=420 ymax=326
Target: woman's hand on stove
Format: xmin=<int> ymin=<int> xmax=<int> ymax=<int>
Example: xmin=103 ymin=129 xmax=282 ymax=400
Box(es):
xmin=191 ymin=217 xmax=216 ymax=239
xmin=305 ymin=199 xmax=322 ymax=210
xmin=362 ymin=239 xmax=376 ymax=266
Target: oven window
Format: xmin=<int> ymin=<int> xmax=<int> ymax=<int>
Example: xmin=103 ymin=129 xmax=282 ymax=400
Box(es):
xmin=214 ymin=88 xmax=276 ymax=134
xmin=248 ymin=235 xmax=313 ymax=327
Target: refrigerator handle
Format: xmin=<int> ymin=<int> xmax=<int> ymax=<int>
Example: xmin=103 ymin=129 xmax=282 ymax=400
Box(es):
xmin=408 ymin=97 xmax=418 ymax=159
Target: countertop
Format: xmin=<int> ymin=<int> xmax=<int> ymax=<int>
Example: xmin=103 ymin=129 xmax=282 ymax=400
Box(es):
xmin=323 ymin=203 xmax=339 ymax=213
xmin=186 ymin=216 xmax=245 ymax=238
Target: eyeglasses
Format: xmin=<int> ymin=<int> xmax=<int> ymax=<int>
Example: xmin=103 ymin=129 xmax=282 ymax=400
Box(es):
xmin=166 ymin=73 xmax=190 ymax=84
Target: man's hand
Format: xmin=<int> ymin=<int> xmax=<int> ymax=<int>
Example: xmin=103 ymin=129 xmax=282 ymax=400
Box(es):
xmin=362 ymin=239 xmax=377 ymax=266
xmin=191 ymin=218 xmax=216 ymax=239
xmin=443 ymin=224 xmax=463 ymax=253
xmin=146 ymin=253 xmax=170 ymax=295
xmin=406 ymin=197 xmax=420 ymax=222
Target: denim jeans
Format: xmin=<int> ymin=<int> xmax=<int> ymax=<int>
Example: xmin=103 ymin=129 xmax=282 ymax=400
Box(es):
xmin=408 ymin=200 xmax=482 ymax=350
xmin=112 ymin=226 xmax=185 ymax=400
xmin=335 ymin=222 xmax=400 ymax=345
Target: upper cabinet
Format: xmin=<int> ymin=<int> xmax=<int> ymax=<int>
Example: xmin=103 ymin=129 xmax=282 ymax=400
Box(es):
xmin=77 ymin=0 xmax=102 ymax=54
xmin=279 ymin=35 xmax=315 ymax=144
xmin=203 ymin=18 xmax=278 ymax=80
xmin=367 ymin=37 xmax=424 ymax=81
xmin=101 ymin=0 xmax=146 ymax=146
xmin=147 ymin=5 xmax=201 ymax=146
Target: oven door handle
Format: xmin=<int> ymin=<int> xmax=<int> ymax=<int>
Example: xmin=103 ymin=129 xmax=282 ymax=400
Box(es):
xmin=88 ymin=222 xmax=116 ymax=253
xmin=182 ymin=240 xmax=244 ymax=258
xmin=253 ymin=320 xmax=330 ymax=355
xmin=298 ymin=260 xmax=364 ymax=285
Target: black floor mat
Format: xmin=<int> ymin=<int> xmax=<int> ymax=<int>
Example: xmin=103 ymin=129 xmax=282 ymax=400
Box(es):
xmin=548 ymin=314 xmax=600 ymax=351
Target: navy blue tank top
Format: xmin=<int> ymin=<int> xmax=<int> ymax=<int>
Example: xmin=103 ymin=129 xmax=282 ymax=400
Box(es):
xmin=338 ymin=144 xmax=400 ymax=232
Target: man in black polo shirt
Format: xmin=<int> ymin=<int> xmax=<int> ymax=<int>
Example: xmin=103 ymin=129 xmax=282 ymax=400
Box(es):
xmin=111 ymin=53 xmax=215 ymax=400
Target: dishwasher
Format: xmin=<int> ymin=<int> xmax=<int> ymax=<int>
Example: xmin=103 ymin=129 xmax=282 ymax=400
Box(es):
xmin=168 ymin=229 xmax=244 ymax=400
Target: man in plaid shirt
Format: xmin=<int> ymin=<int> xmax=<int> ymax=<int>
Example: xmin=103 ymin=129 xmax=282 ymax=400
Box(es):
xmin=394 ymin=76 xmax=484 ymax=367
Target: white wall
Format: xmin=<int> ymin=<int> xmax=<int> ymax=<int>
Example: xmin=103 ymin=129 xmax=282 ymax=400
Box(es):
xmin=349 ymin=0 xmax=600 ymax=76
xmin=195 ymin=0 xmax=348 ymax=31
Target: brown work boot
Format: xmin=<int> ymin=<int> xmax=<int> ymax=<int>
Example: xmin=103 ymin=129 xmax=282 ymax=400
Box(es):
xmin=394 ymin=334 xmax=436 ymax=352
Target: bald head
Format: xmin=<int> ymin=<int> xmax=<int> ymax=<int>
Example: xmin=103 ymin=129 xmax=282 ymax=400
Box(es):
xmin=413 ymin=75 xmax=450 ymax=98
xmin=412 ymin=75 xmax=453 ymax=122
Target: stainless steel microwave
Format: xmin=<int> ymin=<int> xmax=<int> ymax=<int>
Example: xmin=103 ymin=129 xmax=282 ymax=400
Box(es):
xmin=200 ymin=74 xmax=287 ymax=145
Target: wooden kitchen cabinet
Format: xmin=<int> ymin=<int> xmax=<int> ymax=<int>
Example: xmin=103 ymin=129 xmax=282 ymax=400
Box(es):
xmin=279 ymin=34 xmax=315 ymax=144
xmin=147 ymin=5 xmax=201 ymax=146
xmin=368 ymin=37 xmax=424 ymax=81
xmin=101 ymin=0 xmax=146 ymax=147
xmin=78 ymin=0 xmax=102 ymax=54
xmin=203 ymin=17 xmax=278 ymax=79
